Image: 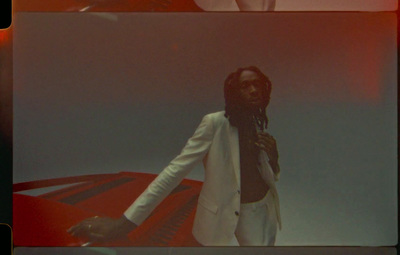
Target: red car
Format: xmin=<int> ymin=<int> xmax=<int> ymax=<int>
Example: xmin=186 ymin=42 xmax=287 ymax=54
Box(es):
xmin=13 ymin=172 xmax=202 ymax=246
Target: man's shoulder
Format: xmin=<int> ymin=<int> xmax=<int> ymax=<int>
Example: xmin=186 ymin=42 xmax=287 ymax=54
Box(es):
xmin=203 ymin=111 xmax=229 ymax=128
xmin=204 ymin=111 xmax=227 ymax=122
xmin=205 ymin=111 xmax=225 ymax=118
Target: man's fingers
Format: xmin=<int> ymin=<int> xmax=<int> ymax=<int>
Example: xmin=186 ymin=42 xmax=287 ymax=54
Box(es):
xmin=258 ymin=138 xmax=276 ymax=148
xmin=258 ymin=133 xmax=276 ymax=142
xmin=68 ymin=224 xmax=88 ymax=237
xmin=81 ymin=216 xmax=101 ymax=224
xmin=68 ymin=219 xmax=98 ymax=236
xmin=68 ymin=223 xmax=85 ymax=234
xmin=256 ymin=139 xmax=273 ymax=148
xmin=69 ymin=216 xmax=133 ymax=243
xmin=258 ymin=134 xmax=275 ymax=142
xmin=258 ymin=132 xmax=273 ymax=137
xmin=67 ymin=225 xmax=78 ymax=233
xmin=88 ymin=232 xmax=107 ymax=243
xmin=255 ymin=142 xmax=272 ymax=152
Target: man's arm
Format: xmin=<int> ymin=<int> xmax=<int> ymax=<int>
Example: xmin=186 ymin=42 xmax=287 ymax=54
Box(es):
xmin=69 ymin=114 xmax=215 ymax=243
xmin=124 ymin=114 xmax=215 ymax=225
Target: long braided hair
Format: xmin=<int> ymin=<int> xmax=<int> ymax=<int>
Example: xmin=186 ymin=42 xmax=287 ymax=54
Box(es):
xmin=224 ymin=66 xmax=272 ymax=131
xmin=224 ymin=66 xmax=272 ymax=163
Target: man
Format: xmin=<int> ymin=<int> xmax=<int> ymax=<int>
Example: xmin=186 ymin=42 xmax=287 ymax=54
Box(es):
xmin=69 ymin=66 xmax=281 ymax=246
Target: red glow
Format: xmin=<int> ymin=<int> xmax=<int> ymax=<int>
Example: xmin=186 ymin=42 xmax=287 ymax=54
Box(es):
xmin=171 ymin=43 xmax=179 ymax=51
xmin=0 ymin=29 xmax=10 ymax=46
xmin=342 ymin=17 xmax=390 ymax=104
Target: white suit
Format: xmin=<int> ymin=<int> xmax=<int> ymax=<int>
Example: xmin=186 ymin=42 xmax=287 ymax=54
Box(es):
xmin=124 ymin=111 xmax=281 ymax=246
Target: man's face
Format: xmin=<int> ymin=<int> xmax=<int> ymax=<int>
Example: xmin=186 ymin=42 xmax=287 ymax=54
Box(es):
xmin=238 ymin=70 xmax=265 ymax=109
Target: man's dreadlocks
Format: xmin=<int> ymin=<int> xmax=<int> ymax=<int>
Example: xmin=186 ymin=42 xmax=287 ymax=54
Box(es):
xmin=224 ymin=66 xmax=272 ymax=131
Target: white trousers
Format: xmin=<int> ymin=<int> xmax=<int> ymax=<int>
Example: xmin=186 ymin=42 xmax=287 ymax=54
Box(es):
xmin=230 ymin=191 xmax=278 ymax=246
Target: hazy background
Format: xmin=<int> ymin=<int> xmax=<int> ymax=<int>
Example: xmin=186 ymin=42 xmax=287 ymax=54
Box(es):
xmin=13 ymin=12 xmax=397 ymax=246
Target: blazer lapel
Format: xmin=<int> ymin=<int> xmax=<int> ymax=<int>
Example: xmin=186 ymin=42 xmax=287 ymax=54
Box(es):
xmin=228 ymin=124 xmax=241 ymax=186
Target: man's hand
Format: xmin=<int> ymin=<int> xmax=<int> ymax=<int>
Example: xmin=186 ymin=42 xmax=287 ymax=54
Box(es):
xmin=67 ymin=215 xmax=137 ymax=243
xmin=255 ymin=132 xmax=280 ymax=173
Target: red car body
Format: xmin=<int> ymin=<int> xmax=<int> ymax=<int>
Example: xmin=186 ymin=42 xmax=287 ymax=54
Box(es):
xmin=13 ymin=172 xmax=202 ymax=246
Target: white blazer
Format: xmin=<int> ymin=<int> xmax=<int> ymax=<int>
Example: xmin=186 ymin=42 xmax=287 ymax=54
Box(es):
xmin=124 ymin=111 xmax=281 ymax=245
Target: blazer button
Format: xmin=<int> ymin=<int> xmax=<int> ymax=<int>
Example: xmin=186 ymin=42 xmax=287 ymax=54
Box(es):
xmin=237 ymin=190 xmax=240 ymax=194
xmin=235 ymin=211 xmax=240 ymax=216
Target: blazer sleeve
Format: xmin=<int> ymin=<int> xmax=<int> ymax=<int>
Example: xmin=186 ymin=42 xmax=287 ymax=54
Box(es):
xmin=124 ymin=114 xmax=215 ymax=225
